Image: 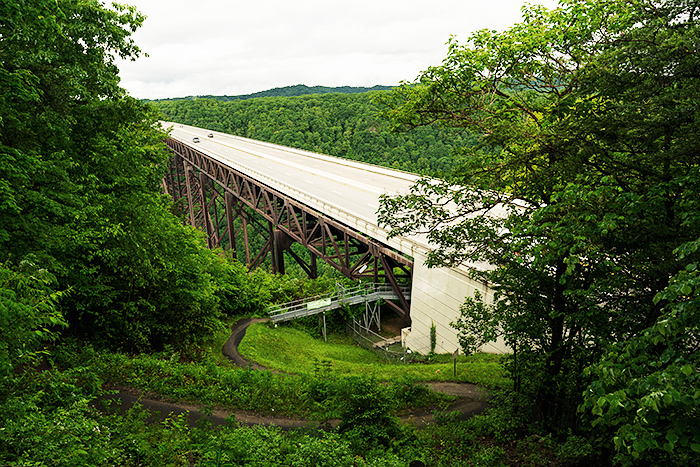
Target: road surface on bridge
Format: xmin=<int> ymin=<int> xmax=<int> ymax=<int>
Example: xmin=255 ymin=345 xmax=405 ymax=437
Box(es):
xmin=163 ymin=122 xmax=433 ymax=258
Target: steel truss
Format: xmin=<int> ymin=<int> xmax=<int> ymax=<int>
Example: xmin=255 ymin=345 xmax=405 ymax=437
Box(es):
xmin=163 ymin=138 xmax=412 ymax=319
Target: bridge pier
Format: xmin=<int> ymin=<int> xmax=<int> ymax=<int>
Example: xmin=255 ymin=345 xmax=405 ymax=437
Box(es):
xmin=225 ymin=192 xmax=237 ymax=258
xmin=272 ymin=228 xmax=319 ymax=278
xmin=405 ymin=251 xmax=508 ymax=354
xmin=199 ymin=172 xmax=216 ymax=249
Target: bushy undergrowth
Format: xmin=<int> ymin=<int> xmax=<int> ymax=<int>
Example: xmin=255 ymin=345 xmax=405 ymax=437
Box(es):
xmin=1 ymin=381 xmax=410 ymax=466
xmin=443 ymin=390 xmax=598 ymax=467
xmin=79 ymin=344 xmax=447 ymax=421
xmin=0 ymin=334 xmax=597 ymax=466
xmin=0 ymin=343 xmax=437 ymax=466
xmin=98 ymin=351 xmax=312 ymax=415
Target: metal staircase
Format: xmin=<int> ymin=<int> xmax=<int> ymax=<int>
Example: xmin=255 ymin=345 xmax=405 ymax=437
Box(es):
xmin=267 ymin=283 xmax=411 ymax=324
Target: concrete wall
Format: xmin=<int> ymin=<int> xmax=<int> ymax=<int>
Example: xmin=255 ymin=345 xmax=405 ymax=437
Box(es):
xmin=404 ymin=251 xmax=509 ymax=355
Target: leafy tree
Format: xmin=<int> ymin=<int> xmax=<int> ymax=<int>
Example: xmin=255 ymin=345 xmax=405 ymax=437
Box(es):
xmin=338 ymin=375 xmax=403 ymax=454
xmin=582 ymin=238 xmax=700 ymax=466
xmin=0 ymin=0 xmax=247 ymax=352
xmin=0 ymin=0 xmax=147 ymax=265
xmin=376 ymin=0 xmax=700 ymax=436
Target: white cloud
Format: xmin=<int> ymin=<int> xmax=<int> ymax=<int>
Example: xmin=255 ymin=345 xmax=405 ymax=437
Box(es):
xmin=116 ymin=0 xmax=559 ymax=99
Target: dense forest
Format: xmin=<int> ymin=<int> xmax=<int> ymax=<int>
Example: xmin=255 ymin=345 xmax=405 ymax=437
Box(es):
xmin=2 ymin=0 xmax=699 ymax=466
xmin=155 ymin=92 xmax=475 ymax=175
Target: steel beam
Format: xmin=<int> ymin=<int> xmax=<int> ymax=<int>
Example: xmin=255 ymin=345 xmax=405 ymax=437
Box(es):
xmin=163 ymin=137 xmax=413 ymax=319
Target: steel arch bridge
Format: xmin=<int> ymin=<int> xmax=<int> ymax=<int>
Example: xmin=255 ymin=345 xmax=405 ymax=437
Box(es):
xmin=162 ymin=137 xmax=413 ymax=319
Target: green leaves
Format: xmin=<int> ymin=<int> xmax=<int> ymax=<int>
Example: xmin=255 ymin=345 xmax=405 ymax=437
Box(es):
xmin=583 ymin=237 xmax=700 ymax=465
xmin=0 ymin=0 xmax=243 ymax=354
xmin=0 ymin=261 xmax=67 ymax=379
xmin=375 ymin=0 xmax=700 ymax=446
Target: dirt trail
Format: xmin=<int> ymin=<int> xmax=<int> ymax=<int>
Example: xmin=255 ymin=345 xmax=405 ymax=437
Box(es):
xmin=221 ymin=317 xmax=270 ymax=371
xmin=104 ymin=318 xmax=490 ymax=429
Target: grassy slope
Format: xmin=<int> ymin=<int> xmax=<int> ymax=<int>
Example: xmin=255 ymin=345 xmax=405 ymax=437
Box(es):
xmin=238 ymin=323 xmax=510 ymax=388
xmin=91 ymin=318 xmax=508 ymax=420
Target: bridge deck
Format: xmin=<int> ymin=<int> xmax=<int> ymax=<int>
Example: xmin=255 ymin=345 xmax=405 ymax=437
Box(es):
xmin=163 ymin=122 xmax=511 ymax=354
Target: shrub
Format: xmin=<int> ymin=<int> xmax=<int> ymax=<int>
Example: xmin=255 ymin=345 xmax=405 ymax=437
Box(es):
xmin=337 ymin=375 xmax=402 ymax=453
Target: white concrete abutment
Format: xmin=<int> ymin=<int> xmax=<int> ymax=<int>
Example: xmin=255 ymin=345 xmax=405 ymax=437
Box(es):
xmin=405 ymin=250 xmax=509 ymax=355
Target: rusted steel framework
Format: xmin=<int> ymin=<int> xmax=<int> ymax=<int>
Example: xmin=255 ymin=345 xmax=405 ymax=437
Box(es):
xmin=163 ymin=138 xmax=413 ymax=319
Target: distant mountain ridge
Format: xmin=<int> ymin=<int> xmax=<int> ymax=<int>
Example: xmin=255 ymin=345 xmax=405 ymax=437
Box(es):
xmin=150 ymin=84 xmax=393 ymax=102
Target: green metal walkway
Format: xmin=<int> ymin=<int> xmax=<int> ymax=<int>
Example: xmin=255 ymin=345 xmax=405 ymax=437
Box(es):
xmin=267 ymin=283 xmax=411 ymax=323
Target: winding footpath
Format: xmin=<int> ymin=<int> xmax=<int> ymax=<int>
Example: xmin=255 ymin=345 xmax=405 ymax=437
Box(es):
xmin=104 ymin=319 xmax=490 ymax=429
xmin=221 ymin=317 xmax=271 ymax=371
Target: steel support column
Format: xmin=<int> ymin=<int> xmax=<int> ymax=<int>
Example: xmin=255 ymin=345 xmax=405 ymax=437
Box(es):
xmin=163 ymin=137 xmax=413 ymax=319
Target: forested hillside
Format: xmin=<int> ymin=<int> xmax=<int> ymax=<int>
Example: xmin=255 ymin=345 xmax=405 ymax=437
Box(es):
xmin=155 ymin=92 xmax=475 ymax=174
xmin=151 ymin=84 xmax=393 ymax=101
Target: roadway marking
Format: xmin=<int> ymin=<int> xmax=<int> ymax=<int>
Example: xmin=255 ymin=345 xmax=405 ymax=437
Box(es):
xmin=165 ymin=123 xmax=419 ymax=198
xmin=163 ymin=123 xmax=428 ymax=231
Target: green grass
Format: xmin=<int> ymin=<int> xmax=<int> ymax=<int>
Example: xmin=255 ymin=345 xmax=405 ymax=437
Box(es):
xmin=87 ymin=318 xmax=506 ymax=420
xmin=238 ymin=322 xmax=511 ymax=388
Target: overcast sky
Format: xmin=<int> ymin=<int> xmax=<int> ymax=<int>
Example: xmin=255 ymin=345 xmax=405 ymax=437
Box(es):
xmin=116 ymin=0 xmax=559 ymax=100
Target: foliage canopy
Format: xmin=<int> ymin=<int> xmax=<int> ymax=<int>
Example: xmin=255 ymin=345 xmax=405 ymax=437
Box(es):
xmin=155 ymin=92 xmax=475 ymax=175
xmin=0 ymin=0 xmax=261 ymax=354
xmin=376 ymin=0 xmax=700 ymax=463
